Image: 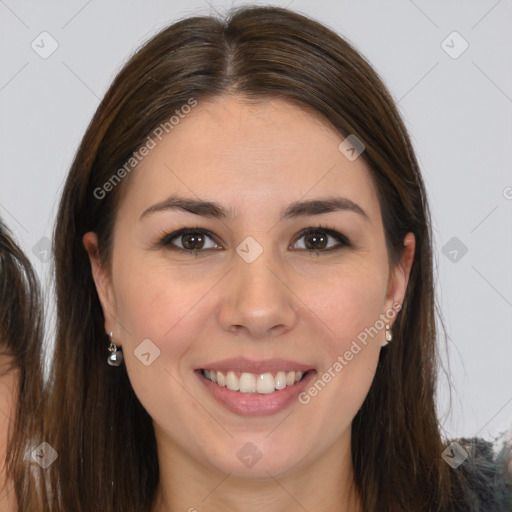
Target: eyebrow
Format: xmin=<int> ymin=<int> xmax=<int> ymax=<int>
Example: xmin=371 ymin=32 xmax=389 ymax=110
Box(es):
xmin=139 ymin=195 xmax=368 ymax=222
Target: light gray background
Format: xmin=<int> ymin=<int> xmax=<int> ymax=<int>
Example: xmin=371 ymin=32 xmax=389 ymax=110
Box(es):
xmin=1 ymin=0 xmax=511 ymax=443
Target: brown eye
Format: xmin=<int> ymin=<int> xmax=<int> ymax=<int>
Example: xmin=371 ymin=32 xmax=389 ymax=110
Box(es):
xmin=181 ymin=232 xmax=205 ymax=251
xmin=303 ymin=231 xmax=329 ymax=250
xmin=159 ymin=226 xmax=350 ymax=256
xmin=160 ymin=228 xmax=221 ymax=253
xmin=292 ymin=227 xmax=350 ymax=254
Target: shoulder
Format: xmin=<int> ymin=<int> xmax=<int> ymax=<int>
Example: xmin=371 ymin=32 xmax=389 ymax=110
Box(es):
xmin=454 ymin=436 xmax=512 ymax=511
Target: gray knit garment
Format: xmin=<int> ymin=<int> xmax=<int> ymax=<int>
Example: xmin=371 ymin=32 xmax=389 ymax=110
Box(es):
xmin=453 ymin=437 xmax=512 ymax=511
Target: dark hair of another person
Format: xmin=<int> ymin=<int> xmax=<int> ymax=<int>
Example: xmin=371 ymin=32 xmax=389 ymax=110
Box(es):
xmin=45 ymin=5 xmax=512 ymax=511
xmin=0 ymin=219 xmax=46 ymax=511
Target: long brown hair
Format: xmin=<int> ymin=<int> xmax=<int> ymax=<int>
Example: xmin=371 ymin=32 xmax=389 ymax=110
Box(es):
xmin=46 ymin=5 xmax=476 ymax=511
xmin=0 ymin=219 xmax=46 ymax=511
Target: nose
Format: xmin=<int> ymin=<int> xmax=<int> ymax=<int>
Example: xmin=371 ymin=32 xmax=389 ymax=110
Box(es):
xmin=217 ymin=243 xmax=299 ymax=339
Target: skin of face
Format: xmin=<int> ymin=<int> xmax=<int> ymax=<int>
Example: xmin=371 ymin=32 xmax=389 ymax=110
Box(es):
xmin=0 ymin=354 xmax=18 ymax=511
xmin=84 ymin=96 xmax=415 ymax=511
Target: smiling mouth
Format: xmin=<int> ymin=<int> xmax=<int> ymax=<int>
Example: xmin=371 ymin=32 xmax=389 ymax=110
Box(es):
xmin=200 ymin=369 xmax=311 ymax=394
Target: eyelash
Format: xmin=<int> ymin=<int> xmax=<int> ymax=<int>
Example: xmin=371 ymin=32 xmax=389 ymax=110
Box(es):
xmin=157 ymin=224 xmax=352 ymax=257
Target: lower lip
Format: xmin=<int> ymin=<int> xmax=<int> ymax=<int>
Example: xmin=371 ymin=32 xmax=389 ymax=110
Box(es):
xmin=196 ymin=370 xmax=317 ymax=416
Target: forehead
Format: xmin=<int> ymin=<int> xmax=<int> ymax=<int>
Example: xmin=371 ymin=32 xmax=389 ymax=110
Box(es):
xmin=118 ymin=95 xmax=380 ymax=221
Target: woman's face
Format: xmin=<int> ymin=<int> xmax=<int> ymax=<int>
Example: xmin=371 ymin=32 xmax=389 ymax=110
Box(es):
xmin=85 ymin=96 xmax=414 ymax=479
xmin=0 ymin=351 xmax=18 ymax=509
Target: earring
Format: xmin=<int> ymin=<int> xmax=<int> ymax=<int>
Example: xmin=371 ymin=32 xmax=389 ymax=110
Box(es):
xmin=107 ymin=332 xmax=123 ymax=366
xmin=382 ymin=324 xmax=393 ymax=346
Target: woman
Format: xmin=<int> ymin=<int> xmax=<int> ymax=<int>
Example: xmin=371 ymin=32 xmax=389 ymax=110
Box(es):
xmin=45 ymin=5 xmax=511 ymax=511
xmin=0 ymin=219 xmax=47 ymax=511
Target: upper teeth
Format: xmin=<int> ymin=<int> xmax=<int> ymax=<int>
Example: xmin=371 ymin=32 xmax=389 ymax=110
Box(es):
xmin=203 ymin=370 xmax=305 ymax=394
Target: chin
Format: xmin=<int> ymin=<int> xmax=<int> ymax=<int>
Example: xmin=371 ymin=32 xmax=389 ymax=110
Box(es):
xmin=201 ymin=435 xmax=307 ymax=480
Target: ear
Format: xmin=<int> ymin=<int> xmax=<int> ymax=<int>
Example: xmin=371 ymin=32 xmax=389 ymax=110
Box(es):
xmin=82 ymin=232 xmax=120 ymax=342
xmin=385 ymin=232 xmax=415 ymax=313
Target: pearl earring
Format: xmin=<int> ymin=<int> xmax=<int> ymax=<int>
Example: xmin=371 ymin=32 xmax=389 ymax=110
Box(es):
xmin=382 ymin=324 xmax=393 ymax=346
xmin=107 ymin=332 xmax=123 ymax=366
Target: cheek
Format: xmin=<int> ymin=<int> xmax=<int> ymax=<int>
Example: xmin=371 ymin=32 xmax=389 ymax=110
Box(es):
xmin=111 ymin=260 xmax=225 ymax=405
xmin=295 ymin=262 xmax=386 ymax=425
xmin=112 ymin=268 xmax=200 ymax=428
xmin=304 ymin=261 xmax=388 ymax=354
xmin=113 ymin=263 xmax=198 ymax=353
